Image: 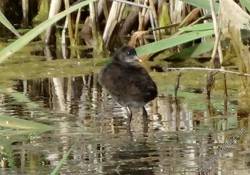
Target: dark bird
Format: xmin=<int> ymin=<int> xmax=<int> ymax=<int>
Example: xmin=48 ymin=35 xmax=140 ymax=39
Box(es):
xmin=98 ymin=46 xmax=157 ymax=123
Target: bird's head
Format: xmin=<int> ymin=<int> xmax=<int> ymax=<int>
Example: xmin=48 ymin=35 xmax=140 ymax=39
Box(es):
xmin=112 ymin=46 xmax=142 ymax=65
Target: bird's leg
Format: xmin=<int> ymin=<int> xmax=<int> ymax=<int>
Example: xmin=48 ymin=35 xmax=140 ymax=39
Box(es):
xmin=142 ymin=106 xmax=149 ymax=134
xmin=174 ymin=72 xmax=182 ymax=98
xmin=142 ymin=106 xmax=148 ymax=118
xmin=126 ymin=106 xmax=132 ymax=124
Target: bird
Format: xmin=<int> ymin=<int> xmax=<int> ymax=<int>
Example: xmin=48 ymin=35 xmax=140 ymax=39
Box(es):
xmin=98 ymin=45 xmax=157 ymax=123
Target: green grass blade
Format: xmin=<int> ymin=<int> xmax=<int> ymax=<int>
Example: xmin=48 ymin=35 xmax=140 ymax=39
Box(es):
xmin=8 ymin=91 xmax=39 ymax=108
xmin=179 ymin=22 xmax=213 ymax=32
xmin=180 ymin=0 xmax=219 ymax=12
xmin=0 ymin=10 xmax=20 ymax=37
xmin=0 ymin=87 xmax=52 ymax=117
xmin=168 ymin=40 xmax=214 ymax=60
xmin=0 ymin=0 xmax=95 ymax=63
xmin=136 ymin=30 xmax=214 ymax=56
xmin=50 ymin=144 xmax=75 ymax=175
xmin=0 ymin=114 xmax=52 ymax=130
xmin=240 ymin=0 xmax=250 ymax=11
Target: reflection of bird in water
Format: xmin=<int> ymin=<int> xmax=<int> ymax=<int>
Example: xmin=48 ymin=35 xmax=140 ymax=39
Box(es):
xmin=99 ymin=46 xmax=157 ymax=124
xmin=105 ymin=142 xmax=157 ymax=175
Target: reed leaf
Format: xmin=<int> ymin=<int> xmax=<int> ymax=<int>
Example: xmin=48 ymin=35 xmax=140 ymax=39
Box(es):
xmin=0 ymin=114 xmax=52 ymax=130
xmin=180 ymin=0 xmax=219 ymax=12
xmin=50 ymin=143 xmax=75 ymax=175
xmin=168 ymin=40 xmax=214 ymax=60
xmin=179 ymin=22 xmax=213 ymax=32
xmin=0 ymin=88 xmax=51 ymax=117
xmin=0 ymin=10 xmax=20 ymax=37
xmin=240 ymin=0 xmax=250 ymax=11
xmin=9 ymin=91 xmax=39 ymax=109
xmin=136 ymin=29 xmax=214 ymax=56
xmin=0 ymin=0 xmax=95 ymax=63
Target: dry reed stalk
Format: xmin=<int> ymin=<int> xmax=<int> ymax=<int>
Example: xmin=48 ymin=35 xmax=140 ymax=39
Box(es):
xmin=62 ymin=16 xmax=68 ymax=45
xmin=209 ymin=0 xmax=223 ymax=66
xmin=179 ymin=8 xmax=200 ymax=27
xmin=166 ymin=67 xmax=250 ymax=77
xmin=45 ymin=0 xmax=62 ymax=44
xmin=90 ymin=1 xmax=106 ymax=55
xmin=148 ymin=0 xmax=159 ymax=40
xmin=169 ymin=0 xmax=185 ymax=25
xmin=22 ymin=0 xmax=29 ymax=26
xmin=89 ymin=2 xmax=97 ymax=38
xmin=103 ymin=1 xmax=122 ymax=46
xmin=64 ymin=0 xmax=75 ymax=47
xmin=137 ymin=0 xmax=150 ymax=45
xmin=98 ymin=0 xmax=109 ymax=20
xmin=220 ymin=0 xmax=250 ymax=95
xmin=74 ymin=8 xmax=82 ymax=45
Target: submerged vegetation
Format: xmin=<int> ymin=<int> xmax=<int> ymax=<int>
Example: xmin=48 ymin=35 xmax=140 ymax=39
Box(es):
xmin=0 ymin=0 xmax=250 ymax=174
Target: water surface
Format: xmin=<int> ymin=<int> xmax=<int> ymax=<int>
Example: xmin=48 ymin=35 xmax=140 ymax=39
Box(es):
xmin=0 ymin=73 xmax=249 ymax=175
xmin=0 ymin=44 xmax=249 ymax=175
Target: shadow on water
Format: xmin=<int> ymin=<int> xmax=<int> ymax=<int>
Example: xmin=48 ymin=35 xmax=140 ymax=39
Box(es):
xmin=0 ymin=72 xmax=249 ymax=175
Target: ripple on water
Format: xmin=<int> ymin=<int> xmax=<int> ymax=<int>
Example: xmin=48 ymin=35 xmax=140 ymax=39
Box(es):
xmin=0 ymin=75 xmax=249 ymax=175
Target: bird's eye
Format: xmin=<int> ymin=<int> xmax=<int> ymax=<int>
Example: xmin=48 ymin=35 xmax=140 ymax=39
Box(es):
xmin=127 ymin=49 xmax=136 ymax=56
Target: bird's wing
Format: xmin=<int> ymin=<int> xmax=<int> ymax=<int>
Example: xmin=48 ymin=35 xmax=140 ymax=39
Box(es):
xmin=99 ymin=64 xmax=157 ymax=102
xmin=99 ymin=64 xmax=127 ymax=96
xmin=126 ymin=69 xmax=157 ymax=102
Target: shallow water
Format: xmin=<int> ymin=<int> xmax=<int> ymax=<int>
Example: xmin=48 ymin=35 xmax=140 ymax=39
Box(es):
xmin=0 ymin=72 xmax=249 ymax=175
xmin=0 ymin=42 xmax=249 ymax=175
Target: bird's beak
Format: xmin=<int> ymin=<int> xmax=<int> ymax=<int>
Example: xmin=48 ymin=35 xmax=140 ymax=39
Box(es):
xmin=135 ymin=56 xmax=143 ymax=62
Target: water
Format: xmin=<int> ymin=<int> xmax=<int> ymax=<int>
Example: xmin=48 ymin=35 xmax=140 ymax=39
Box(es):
xmin=0 ymin=42 xmax=248 ymax=175
xmin=0 ymin=72 xmax=249 ymax=175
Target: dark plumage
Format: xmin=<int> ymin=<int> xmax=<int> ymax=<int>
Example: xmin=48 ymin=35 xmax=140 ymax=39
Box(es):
xmin=99 ymin=46 xmax=157 ymax=122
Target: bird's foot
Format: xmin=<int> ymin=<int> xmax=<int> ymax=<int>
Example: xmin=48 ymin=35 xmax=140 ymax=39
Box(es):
xmin=126 ymin=106 xmax=132 ymax=124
